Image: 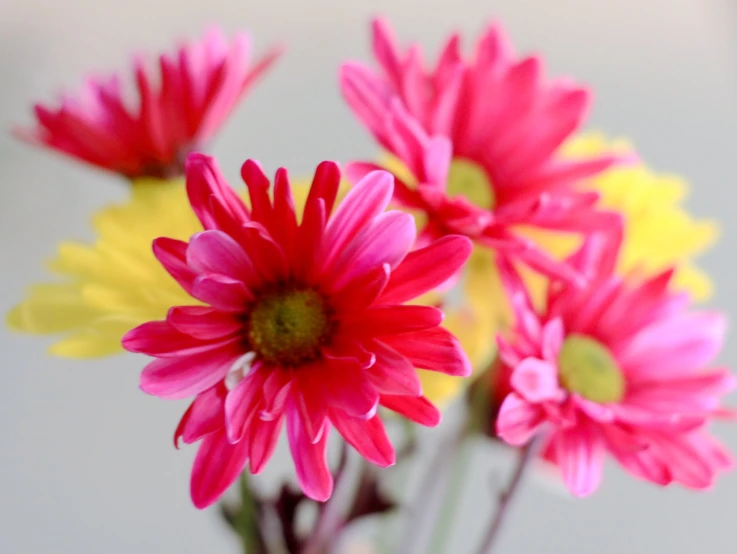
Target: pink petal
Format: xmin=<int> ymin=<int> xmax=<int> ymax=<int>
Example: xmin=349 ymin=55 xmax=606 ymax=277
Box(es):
xmin=305 ymin=160 xmax=342 ymax=219
xmin=225 ymin=368 xmax=267 ymax=442
xmin=167 ymin=306 xmax=243 ymax=340
xmin=153 ymin=237 xmax=198 ymax=295
xmin=185 ymin=153 xmax=249 ymax=230
xmin=292 ymin=379 xmax=329 ymax=444
xmin=321 ymin=170 xmax=394 ymax=269
xmin=328 ymin=211 xmax=417 ymax=289
xmin=190 ymin=428 xmax=250 ymax=509
xmin=365 ymin=340 xmax=423 ymax=396
xmin=552 ymin=425 xmax=604 ymax=496
xmin=312 ymin=357 xmax=379 ymax=420
xmin=341 ymin=305 xmax=443 ymax=337
xmin=174 ymin=383 xmax=227 ymax=447
xmin=123 ymin=320 xmax=225 ymax=357
xmin=495 ymin=393 xmax=546 ymax=446
xmin=186 ymin=230 xmax=256 ymax=286
xmin=380 ymin=394 xmax=441 ymax=427
xmin=330 ymin=263 xmax=390 ymax=310
xmin=191 ymin=274 xmax=252 ymax=311
xmin=286 ymin=402 xmax=333 ymax=501
xmin=380 ymin=327 xmax=471 ymax=377
xmin=379 ymin=235 xmax=473 ymax=304
xmin=331 ymin=412 xmax=395 ymax=467
xmin=248 ymin=416 xmax=284 ymax=474
xmin=140 ymin=343 xmax=241 ymax=400
xmin=510 ymin=357 xmax=562 ymax=403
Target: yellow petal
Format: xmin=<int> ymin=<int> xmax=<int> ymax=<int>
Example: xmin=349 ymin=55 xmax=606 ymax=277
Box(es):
xmin=49 ymin=333 xmax=125 ymax=358
xmin=7 ymin=284 xmax=102 ymax=333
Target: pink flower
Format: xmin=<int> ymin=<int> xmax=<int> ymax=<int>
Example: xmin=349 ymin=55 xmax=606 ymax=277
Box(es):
xmin=495 ymin=233 xmax=734 ymax=495
xmin=340 ymin=18 xmax=622 ymax=281
xmin=123 ymin=154 xmax=473 ymax=507
xmin=15 ymin=27 xmax=282 ymax=180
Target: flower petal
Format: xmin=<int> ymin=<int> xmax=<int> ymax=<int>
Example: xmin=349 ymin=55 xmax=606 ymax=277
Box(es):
xmin=191 ymin=274 xmax=252 ymax=311
xmin=286 ymin=402 xmax=333 ymax=501
xmin=380 ymin=394 xmax=441 ymax=427
xmin=140 ymin=343 xmax=241 ymax=399
xmin=496 ymin=393 xmax=547 ymax=446
xmin=380 ymin=327 xmax=471 ymax=377
xmin=331 ymin=412 xmax=395 ymax=467
xmin=552 ymin=425 xmax=604 ymax=496
xmin=174 ymin=383 xmax=227 ymax=447
xmin=190 ymin=428 xmax=250 ymax=509
xmin=379 ymin=235 xmax=473 ymax=304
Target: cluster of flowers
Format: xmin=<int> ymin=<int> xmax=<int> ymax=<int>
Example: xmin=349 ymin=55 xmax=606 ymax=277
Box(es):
xmin=9 ymin=18 xmax=732 ymax=553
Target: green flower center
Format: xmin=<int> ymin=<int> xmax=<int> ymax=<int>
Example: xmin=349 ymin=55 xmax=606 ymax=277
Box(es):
xmin=446 ymin=158 xmax=496 ymax=211
xmin=248 ymin=289 xmax=332 ymax=366
xmin=557 ymin=334 xmax=625 ymax=403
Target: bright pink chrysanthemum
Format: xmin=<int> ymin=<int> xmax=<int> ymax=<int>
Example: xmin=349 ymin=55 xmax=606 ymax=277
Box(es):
xmin=340 ymin=18 xmax=622 ymax=280
xmin=123 ymin=154 xmax=473 ymax=507
xmin=15 ymin=27 xmax=282 ymax=179
xmin=494 ymin=233 xmax=734 ymax=495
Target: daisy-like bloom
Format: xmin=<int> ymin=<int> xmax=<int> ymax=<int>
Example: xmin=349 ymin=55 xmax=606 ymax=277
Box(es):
xmin=340 ymin=18 xmax=621 ymax=282
xmin=15 ymin=27 xmax=281 ymax=180
xmin=563 ymin=133 xmax=717 ymax=301
xmin=6 ymin=178 xmax=337 ymax=358
xmin=7 ymin=180 xmax=199 ymax=357
xmin=495 ymin=233 xmax=734 ymax=495
xmin=123 ymin=154 xmax=473 ymax=506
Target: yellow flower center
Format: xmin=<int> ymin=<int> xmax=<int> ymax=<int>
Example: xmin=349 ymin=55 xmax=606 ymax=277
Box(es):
xmin=446 ymin=158 xmax=496 ymax=211
xmin=248 ymin=289 xmax=332 ymax=366
xmin=557 ymin=334 xmax=625 ymax=403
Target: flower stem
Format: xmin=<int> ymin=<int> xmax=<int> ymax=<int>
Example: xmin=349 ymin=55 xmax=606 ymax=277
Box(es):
xmin=427 ymin=438 xmax=473 ymax=554
xmin=475 ymin=439 xmax=539 ymax=554
xmin=237 ymin=472 xmax=266 ymax=554
xmin=397 ymin=419 xmax=466 ymax=554
xmin=302 ymin=442 xmax=352 ymax=554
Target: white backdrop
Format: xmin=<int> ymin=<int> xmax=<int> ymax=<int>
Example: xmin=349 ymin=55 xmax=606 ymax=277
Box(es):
xmin=1 ymin=1 xmax=736 ymax=552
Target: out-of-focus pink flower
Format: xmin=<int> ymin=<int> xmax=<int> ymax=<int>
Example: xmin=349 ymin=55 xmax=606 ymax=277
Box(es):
xmin=16 ymin=27 xmax=282 ymax=180
xmin=340 ymin=18 xmax=622 ymax=282
xmin=495 ymin=233 xmax=734 ymax=495
xmin=123 ymin=154 xmax=473 ymax=507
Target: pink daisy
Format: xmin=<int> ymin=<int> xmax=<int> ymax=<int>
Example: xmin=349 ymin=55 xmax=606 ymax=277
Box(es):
xmin=123 ymin=154 xmax=473 ymax=507
xmin=340 ymin=18 xmax=621 ymax=280
xmin=15 ymin=27 xmax=282 ymax=180
xmin=495 ymin=233 xmax=734 ymax=495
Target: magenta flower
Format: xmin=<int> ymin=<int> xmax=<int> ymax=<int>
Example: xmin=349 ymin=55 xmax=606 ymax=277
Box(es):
xmin=495 ymin=233 xmax=734 ymax=495
xmin=340 ymin=18 xmax=621 ymax=281
xmin=123 ymin=154 xmax=473 ymax=507
xmin=15 ymin=27 xmax=282 ymax=180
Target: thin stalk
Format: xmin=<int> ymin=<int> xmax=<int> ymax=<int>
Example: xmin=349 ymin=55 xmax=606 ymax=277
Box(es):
xmin=427 ymin=438 xmax=473 ymax=554
xmin=475 ymin=439 xmax=540 ymax=554
xmin=237 ymin=472 xmax=266 ymax=554
xmin=302 ymin=443 xmax=353 ymax=554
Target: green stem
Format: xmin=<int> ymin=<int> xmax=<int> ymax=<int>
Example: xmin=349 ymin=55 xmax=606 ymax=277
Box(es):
xmin=427 ymin=436 xmax=473 ymax=554
xmin=236 ymin=472 xmax=265 ymax=554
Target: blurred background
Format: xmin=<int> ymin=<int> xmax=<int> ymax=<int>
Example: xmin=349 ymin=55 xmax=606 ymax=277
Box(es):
xmin=1 ymin=0 xmax=736 ymax=552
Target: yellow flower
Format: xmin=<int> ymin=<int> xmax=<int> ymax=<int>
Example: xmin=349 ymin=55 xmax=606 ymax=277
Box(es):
xmin=8 ymin=179 xmax=198 ymax=357
xmin=6 ymin=178 xmax=348 ymax=359
xmin=387 ymin=132 xmax=718 ymax=406
xmin=564 ymin=133 xmax=717 ymax=300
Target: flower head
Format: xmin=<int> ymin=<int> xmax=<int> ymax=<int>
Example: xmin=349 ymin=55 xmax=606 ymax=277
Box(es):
xmin=340 ymin=18 xmax=621 ymax=281
xmin=123 ymin=155 xmax=473 ymax=506
xmin=15 ymin=27 xmax=281 ymax=180
xmin=7 ymin=180 xmax=198 ymax=357
xmin=495 ymin=234 xmax=734 ymax=495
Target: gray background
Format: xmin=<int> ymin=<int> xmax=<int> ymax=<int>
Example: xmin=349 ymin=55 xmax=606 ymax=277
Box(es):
xmin=1 ymin=0 xmax=736 ymax=552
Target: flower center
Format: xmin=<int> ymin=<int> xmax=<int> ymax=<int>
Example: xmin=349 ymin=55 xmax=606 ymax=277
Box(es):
xmin=248 ymin=289 xmax=332 ymax=366
xmin=557 ymin=334 xmax=625 ymax=403
xmin=447 ymin=158 xmax=496 ymax=211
